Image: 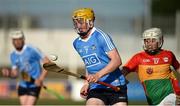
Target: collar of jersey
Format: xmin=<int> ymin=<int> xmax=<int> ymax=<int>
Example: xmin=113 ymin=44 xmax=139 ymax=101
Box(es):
xmin=15 ymin=44 xmax=27 ymax=54
xmin=79 ymin=27 xmax=96 ymax=42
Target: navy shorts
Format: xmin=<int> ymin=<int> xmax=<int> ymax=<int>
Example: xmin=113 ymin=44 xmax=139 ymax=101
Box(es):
xmin=18 ymin=86 xmax=41 ymax=98
xmin=87 ymin=85 xmax=128 ymax=105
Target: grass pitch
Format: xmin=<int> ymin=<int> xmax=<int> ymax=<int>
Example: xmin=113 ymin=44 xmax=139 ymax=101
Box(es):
xmin=0 ymin=98 xmax=85 ymax=105
xmin=0 ymin=98 xmax=147 ymax=105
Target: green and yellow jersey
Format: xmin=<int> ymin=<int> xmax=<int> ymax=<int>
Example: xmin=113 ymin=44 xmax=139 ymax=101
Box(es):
xmin=124 ymin=49 xmax=180 ymax=105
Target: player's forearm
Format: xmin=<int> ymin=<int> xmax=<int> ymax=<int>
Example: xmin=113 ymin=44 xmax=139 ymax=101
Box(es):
xmin=39 ymin=69 xmax=48 ymax=81
xmin=39 ymin=56 xmax=50 ymax=81
xmin=96 ymin=57 xmax=122 ymax=78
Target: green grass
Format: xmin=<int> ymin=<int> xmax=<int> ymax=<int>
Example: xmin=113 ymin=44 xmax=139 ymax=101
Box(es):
xmin=0 ymin=98 xmax=85 ymax=105
xmin=0 ymin=98 xmax=147 ymax=105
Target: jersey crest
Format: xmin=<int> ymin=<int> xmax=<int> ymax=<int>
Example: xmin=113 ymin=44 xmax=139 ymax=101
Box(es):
xmin=152 ymin=58 xmax=159 ymax=64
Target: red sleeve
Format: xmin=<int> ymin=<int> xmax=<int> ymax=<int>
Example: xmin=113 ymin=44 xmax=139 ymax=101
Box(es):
xmin=124 ymin=54 xmax=140 ymax=72
xmin=171 ymin=52 xmax=180 ymax=70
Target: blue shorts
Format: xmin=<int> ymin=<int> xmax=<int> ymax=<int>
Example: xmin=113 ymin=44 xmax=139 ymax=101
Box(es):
xmin=18 ymin=86 xmax=41 ymax=98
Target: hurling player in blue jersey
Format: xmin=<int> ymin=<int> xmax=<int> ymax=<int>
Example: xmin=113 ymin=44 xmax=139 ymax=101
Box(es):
xmin=2 ymin=30 xmax=50 ymax=106
xmin=72 ymin=8 xmax=128 ymax=105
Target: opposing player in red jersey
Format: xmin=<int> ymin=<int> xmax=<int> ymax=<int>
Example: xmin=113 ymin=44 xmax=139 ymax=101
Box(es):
xmin=122 ymin=28 xmax=180 ymax=105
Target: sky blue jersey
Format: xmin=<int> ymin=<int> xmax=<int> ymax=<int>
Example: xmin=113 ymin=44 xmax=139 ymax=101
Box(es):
xmin=10 ymin=44 xmax=44 ymax=88
xmin=73 ymin=27 xmax=126 ymax=90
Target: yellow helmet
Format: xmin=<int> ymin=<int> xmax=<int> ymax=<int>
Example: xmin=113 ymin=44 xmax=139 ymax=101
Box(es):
xmin=72 ymin=8 xmax=95 ymax=21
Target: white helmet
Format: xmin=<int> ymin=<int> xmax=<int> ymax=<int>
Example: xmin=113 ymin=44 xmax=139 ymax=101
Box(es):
xmin=10 ymin=30 xmax=25 ymax=39
xmin=142 ymin=28 xmax=163 ymax=54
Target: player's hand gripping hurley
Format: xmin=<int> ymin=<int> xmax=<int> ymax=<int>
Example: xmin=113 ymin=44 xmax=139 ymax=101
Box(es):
xmin=43 ymin=62 xmax=120 ymax=92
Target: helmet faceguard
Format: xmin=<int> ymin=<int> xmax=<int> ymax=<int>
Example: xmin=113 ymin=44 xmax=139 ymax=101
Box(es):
xmin=72 ymin=8 xmax=95 ymax=37
xmin=142 ymin=28 xmax=164 ymax=55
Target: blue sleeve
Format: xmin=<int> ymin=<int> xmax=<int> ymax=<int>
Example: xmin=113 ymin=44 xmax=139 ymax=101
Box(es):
xmin=31 ymin=47 xmax=44 ymax=61
xmin=10 ymin=53 xmax=17 ymax=69
xmin=97 ymin=31 xmax=116 ymax=52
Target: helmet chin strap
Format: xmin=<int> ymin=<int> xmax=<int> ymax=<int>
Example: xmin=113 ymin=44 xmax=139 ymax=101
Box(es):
xmin=74 ymin=19 xmax=94 ymax=37
xmin=78 ymin=32 xmax=88 ymax=37
xmin=145 ymin=48 xmax=161 ymax=55
xmin=78 ymin=28 xmax=92 ymax=37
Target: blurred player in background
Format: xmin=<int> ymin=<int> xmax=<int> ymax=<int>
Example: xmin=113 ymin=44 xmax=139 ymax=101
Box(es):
xmin=122 ymin=28 xmax=180 ymax=105
xmin=72 ymin=8 xmax=128 ymax=105
xmin=2 ymin=30 xmax=50 ymax=106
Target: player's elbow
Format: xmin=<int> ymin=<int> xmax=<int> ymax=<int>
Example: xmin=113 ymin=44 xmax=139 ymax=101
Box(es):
xmin=109 ymin=50 xmax=122 ymax=67
xmin=115 ymin=58 xmax=122 ymax=67
xmin=117 ymin=59 xmax=122 ymax=67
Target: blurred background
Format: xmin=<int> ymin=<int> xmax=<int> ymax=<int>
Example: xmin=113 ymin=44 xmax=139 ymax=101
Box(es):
xmin=0 ymin=0 xmax=180 ymax=105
